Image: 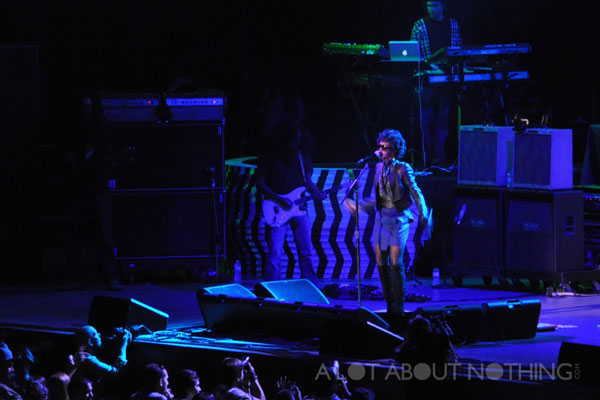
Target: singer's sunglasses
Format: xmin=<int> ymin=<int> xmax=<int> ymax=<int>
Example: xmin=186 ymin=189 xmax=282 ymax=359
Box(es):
xmin=377 ymin=144 xmax=391 ymax=150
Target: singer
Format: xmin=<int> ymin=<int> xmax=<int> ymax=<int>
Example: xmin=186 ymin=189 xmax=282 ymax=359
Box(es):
xmin=344 ymin=129 xmax=428 ymax=315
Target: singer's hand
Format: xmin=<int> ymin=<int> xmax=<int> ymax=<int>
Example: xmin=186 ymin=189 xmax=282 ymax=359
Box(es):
xmin=343 ymin=199 xmax=358 ymax=217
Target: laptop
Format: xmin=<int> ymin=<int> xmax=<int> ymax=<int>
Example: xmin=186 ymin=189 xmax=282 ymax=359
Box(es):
xmin=388 ymin=41 xmax=422 ymax=62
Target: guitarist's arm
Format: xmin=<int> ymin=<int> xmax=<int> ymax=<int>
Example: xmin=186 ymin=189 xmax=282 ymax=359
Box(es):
xmin=304 ymin=175 xmax=327 ymax=201
xmin=256 ymin=176 xmax=293 ymax=210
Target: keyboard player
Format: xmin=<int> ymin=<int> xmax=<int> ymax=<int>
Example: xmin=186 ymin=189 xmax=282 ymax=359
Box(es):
xmin=410 ymin=0 xmax=462 ymax=167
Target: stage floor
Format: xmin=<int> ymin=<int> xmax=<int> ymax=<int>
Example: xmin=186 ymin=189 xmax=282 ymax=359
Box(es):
xmin=1 ymin=276 xmax=599 ymax=369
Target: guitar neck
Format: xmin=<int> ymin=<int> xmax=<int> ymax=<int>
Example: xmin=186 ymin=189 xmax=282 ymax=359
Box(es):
xmin=295 ymin=187 xmax=334 ymax=206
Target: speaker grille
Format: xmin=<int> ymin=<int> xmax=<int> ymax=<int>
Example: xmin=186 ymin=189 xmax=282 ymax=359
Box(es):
xmin=458 ymin=126 xmax=514 ymax=186
xmin=459 ymin=130 xmax=497 ymax=184
xmin=514 ymin=134 xmax=552 ymax=187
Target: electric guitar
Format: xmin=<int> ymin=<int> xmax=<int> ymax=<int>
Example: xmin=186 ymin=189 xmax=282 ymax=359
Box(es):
xmin=262 ymin=183 xmax=349 ymax=228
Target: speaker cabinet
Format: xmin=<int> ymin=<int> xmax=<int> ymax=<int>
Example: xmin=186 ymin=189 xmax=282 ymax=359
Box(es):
xmin=254 ymin=279 xmax=330 ymax=304
xmin=108 ymin=123 xmax=224 ymax=189
xmin=458 ymin=125 xmax=514 ymax=186
xmin=506 ymin=190 xmax=583 ymax=273
xmin=453 ymin=186 xmax=505 ymax=275
xmin=513 ymin=129 xmax=573 ymax=190
xmin=196 ymin=291 xmax=388 ymax=339
xmin=418 ymin=298 xmax=541 ymax=343
xmin=480 ymin=299 xmax=540 ymax=341
xmin=88 ymin=296 xmax=169 ymax=333
xmin=111 ymin=190 xmax=225 ymax=259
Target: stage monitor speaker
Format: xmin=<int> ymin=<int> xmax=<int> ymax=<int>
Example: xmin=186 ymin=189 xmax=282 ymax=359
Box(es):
xmin=198 ymin=283 xmax=256 ymax=299
xmin=88 ymin=296 xmax=169 ymax=333
xmin=480 ymin=299 xmax=541 ymax=341
xmin=254 ymin=279 xmax=330 ymax=304
xmin=196 ymin=291 xmax=388 ymax=339
xmin=505 ymin=190 xmax=583 ymax=273
xmin=453 ymin=186 xmax=505 ymax=275
xmin=458 ymin=125 xmax=514 ymax=186
xmin=417 ymin=303 xmax=484 ymax=344
xmin=319 ymin=319 xmax=404 ymax=359
xmin=108 ymin=123 xmax=224 ymax=190
xmin=557 ymin=342 xmax=600 ymax=385
xmin=111 ymin=190 xmax=225 ymax=259
xmin=513 ymin=128 xmax=573 ymax=190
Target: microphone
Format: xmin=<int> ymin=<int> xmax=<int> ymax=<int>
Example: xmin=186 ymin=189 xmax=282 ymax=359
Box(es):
xmin=357 ymin=150 xmax=383 ymax=164
xmin=455 ymin=204 xmax=467 ymax=226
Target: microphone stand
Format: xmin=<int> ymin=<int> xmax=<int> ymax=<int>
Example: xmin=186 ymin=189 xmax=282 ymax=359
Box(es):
xmin=341 ymin=163 xmax=371 ymax=308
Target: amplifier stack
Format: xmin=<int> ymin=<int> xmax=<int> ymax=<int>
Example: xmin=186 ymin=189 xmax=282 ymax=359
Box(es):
xmin=102 ymin=91 xmax=227 ymax=280
xmin=451 ymin=125 xmax=587 ymax=287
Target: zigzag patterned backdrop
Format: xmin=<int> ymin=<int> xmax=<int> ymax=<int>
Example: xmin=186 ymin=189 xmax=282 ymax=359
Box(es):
xmin=226 ymin=157 xmax=423 ymax=280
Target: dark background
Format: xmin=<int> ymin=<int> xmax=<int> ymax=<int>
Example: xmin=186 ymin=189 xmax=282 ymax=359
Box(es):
xmin=1 ymin=0 xmax=599 ymax=281
xmin=2 ymin=0 xmax=599 ymax=161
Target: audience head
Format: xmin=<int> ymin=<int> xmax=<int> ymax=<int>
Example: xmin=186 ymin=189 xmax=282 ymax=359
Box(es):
xmin=47 ymin=373 xmax=70 ymax=400
xmin=274 ymin=389 xmax=296 ymax=400
xmin=215 ymin=358 xmax=244 ymax=387
xmin=139 ymin=363 xmax=169 ymax=396
xmin=408 ymin=314 xmax=433 ymax=343
xmin=68 ymin=378 xmax=93 ymax=400
xmin=169 ymin=369 xmax=200 ymax=400
xmin=313 ymin=366 xmax=340 ymax=396
xmin=73 ymin=327 xmax=101 ymax=350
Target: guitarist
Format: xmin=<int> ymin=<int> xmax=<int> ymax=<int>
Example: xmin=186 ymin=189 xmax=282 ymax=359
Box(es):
xmin=256 ymin=83 xmax=325 ymax=285
xmin=344 ymin=129 xmax=428 ymax=315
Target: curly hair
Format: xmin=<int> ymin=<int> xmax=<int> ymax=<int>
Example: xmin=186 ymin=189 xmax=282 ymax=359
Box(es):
xmin=377 ymin=129 xmax=406 ymax=159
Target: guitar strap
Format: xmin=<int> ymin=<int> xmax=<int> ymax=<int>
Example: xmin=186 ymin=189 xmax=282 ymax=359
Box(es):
xmin=297 ymin=146 xmax=308 ymax=186
xmin=297 ymin=144 xmax=309 ymax=211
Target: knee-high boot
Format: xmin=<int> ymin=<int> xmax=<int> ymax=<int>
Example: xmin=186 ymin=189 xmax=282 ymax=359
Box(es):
xmin=377 ymin=264 xmax=394 ymax=313
xmin=388 ymin=264 xmax=406 ymax=315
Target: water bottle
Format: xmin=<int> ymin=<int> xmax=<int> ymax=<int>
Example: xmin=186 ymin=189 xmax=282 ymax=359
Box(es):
xmin=432 ymin=267 xmax=440 ymax=287
xmin=125 ymin=263 xmax=135 ymax=284
xmin=234 ymin=260 xmax=242 ymax=282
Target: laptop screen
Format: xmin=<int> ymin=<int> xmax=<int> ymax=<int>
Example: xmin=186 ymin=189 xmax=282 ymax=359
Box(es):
xmin=388 ymin=41 xmax=422 ymax=62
